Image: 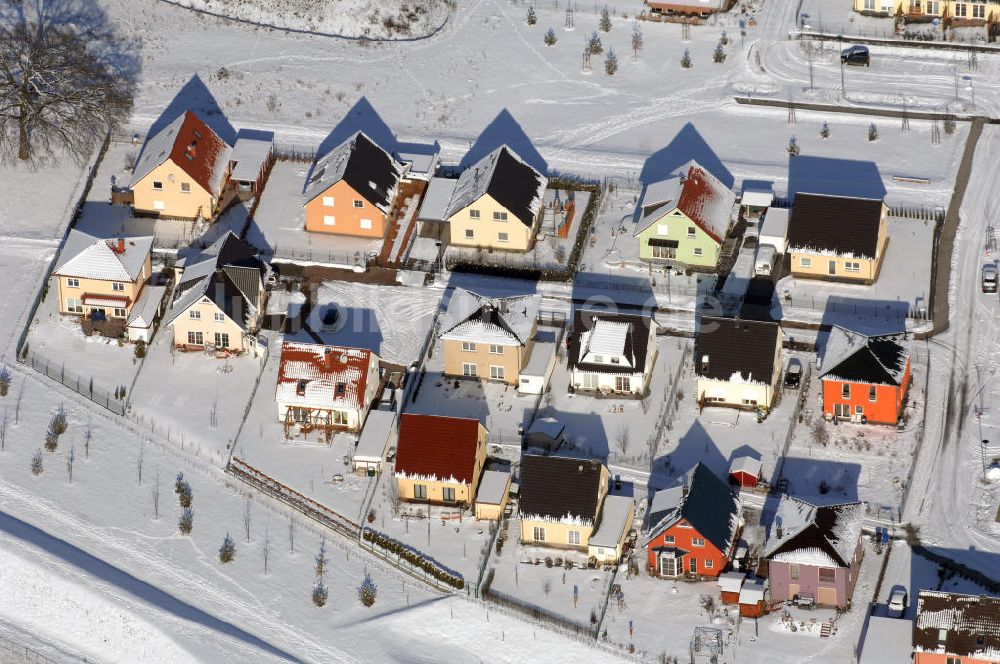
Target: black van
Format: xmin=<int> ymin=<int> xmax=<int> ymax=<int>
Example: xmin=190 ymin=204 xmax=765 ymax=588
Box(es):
xmin=841 ymin=45 xmax=871 ymax=67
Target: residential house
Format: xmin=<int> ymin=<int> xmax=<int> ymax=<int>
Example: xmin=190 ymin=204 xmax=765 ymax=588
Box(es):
xmin=644 ymin=0 xmax=732 ymax=17
xmin=634 ymin=162 xmax=736 ymax=270
xmin=820 ymin=325 xmax=911 ymax=424
xmin=644 ymin=463 xmax=742 ymax=579
xmin=853 ymin=0 xmax=1000 ymax=25
xmin=165 ymin=232 xmax=269 ymax=355
xmin=445 ymin=145 xmax=548 ymax=252
xmin=275 ymin=341 xmax=381 ymax=434
xmin=393 ymin=414 xmax=488 ymax=506
xmin=763 ymin=497 xmax=865 ymax=609
xmin=129 ymin=111 xmax=233 ymax=219
xmin=913 ymin=591 xmax=1000 ymax=664
xmin=52 ymin=230 xmax=155 ymax=326
xmin=519 ymin=455 xmax=635 ymax=564
xmin=695 ymin=316 xmax=784 ymax=411
xmin=302 ymin=131 xmax=406 ymax=238
xmin=787 ymin=193 xmax=889 ymax=284
xmin=567 ymin=309 xmax=658 ymax=396
xmin=439 ymin=288 xmax=542 ymax=386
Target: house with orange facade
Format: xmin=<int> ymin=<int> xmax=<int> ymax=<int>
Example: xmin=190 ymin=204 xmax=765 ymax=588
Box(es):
xmin=644 ymin=463 xmax=741 ymax=579
xmin=913 ymin=591 xmax=1000 ymax=664
xmin=819 ymin=326 xmax=911 ymax=424
xmin=302 ymin=132 xmax=406 ymax=238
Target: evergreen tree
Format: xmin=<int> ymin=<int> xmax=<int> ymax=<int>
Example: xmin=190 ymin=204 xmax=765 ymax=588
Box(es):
xmin=605 ymin=49 xmax=618 ymax=75
xmin=788 ymin=136 xmax=800 ymax=155
xmin=174 ymin=471 xmax=186 ymax=494
xmin=51 ymin=407 xmax=68 ymax=435
xmin=587 ymin=31 xmax=603 ymax=55
xmin=219 ymin=533 xmax=236 ymax=563
xmin=0 ymin=366 xmax=11 ymax=396
xmin=868 ymin=123 xmax=879 ymax=141
xmin=178 ymin=508 xmax=193 ymax=534
xmin=599 ymin=5 xmax=612 ymax=32
xmin=681 ymin=48 xmax=692 ymax=68
xmin=527 ymin=6 xmax=537 ymax=25
xmin=713 ymin=41 xmax=727 ymax=63
xmin=544 ymin=27 xmax=557 ymax=45
xmin=820 ymin=122 xmax=830 ymax=139
xmin=357 ymin=573 xmax=378 ymax=607
xmin=30 ymin=450 xmax=43 ymax=476
xmin=312 ymin=582 xmax=329 ymax=607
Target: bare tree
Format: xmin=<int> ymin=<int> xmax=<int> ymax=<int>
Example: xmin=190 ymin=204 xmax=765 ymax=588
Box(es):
xmin=288 ymin=514 xmax=295 ymax=554
xmin=136 ymin=439 xmax=144 ymax=485
xmin=242 ymin=496 xmax=252 ymax=543
xmin=151 ymin=469 xmax=160 ymax=520
xmin=83 ymin=424 xmax=92 ymax=458
xmin=262 ymin=526 xmax=270 ymax=576
xmin=615 ymin=424 xmax=631 ymax=458
xmin=0 ymin=0 xmax=135 ymax=162
xmin=66 ymin=445 xmax=75 ymax=483
xmin=1 ymin=409 xmax=7 ymax=452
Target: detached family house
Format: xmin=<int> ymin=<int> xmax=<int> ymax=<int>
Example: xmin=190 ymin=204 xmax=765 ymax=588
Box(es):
xmin=567 ymin=309 xmax=658 ymax=395
xmin=787 ymin=193 xmax=889 ymax=284
xmin=519 ymin=455 xmax=634 ymax=564
xmin=302 ymin=131 xmax=406 ymax=238
xmin=644 ymin=0 xmax=731 ymax=18
xmin=166 ymin=232 xmax=269 ymax=354
xmin=439 ymin=288 xmax=541 ymax=385
xmin=275 ymin=342 xmax=381 ymax=434
xmin=820 ymin=326 xmax=911 ymax=424
xmin=913 ymin=591 xmax=1000 ymax=664
xmin=394 ymin=414 xmax=487 ymax=506
xmin=644 ymin=463 xmax=741 ymax=579
xmin=130 ymin=111 xmax=233 ymax=220
xmin=695 ymin=316 xmax=784 ymax=411
xmin=634 ymin=162 xmax=736 ymax=270
xmin=445 ymin=145 xmax=547 ymax=252
xmin=764 ymin=496 xmax=864 ymax=609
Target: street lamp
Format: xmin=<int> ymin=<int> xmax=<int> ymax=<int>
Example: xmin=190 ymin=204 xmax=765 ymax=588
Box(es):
xmin=838 ymin=35 xmax=846 ymax=96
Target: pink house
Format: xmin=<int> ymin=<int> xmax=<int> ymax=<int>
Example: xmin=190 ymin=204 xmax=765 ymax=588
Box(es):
xmin=763 ymin=497 xmax=864 ymax=609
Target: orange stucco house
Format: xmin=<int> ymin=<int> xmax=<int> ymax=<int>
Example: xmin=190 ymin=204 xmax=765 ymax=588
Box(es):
xmin=302 ymin=132 xmax=406 ymax=238
xmin=819 ymin=326 xmax=911 ymax=425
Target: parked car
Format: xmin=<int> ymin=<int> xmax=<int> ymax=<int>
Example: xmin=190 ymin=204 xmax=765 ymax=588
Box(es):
xmin=784 ymin=358 xmax=802 ymax=388
xmin=983 ymin=265 xmax=998 ymax=293
xmin=887 ymin=587 xmax=908 ymax=618
xmin=754 ymin=244 xmax=778 ymax=277
xmin=841 ymin=45 xmax=871 ymax=67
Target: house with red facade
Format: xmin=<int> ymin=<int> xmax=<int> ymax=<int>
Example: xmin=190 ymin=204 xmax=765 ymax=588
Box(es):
xmin=763 ymin=496 xmax=864 ymax=609
xmin=819 ymin=325 xmax=911 ymax=424
xmin=644 ymin=463 xmax=741 ymax=579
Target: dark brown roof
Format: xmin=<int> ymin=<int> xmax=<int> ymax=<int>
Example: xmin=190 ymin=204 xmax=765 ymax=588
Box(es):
xmin=695 ymin=316 xmax=781 ymax=384
xmin=787 ymin=193 xmax=884 ymax=259
xmin=518 ymin=455 xmax=604 ymax=523
xmin=394 ymin=414 xmax=483 ymax=484
xmin=914 ymin=591 xmax=1000 ymax=657
xmin=567 ymin=309 xmax=653 ymax=375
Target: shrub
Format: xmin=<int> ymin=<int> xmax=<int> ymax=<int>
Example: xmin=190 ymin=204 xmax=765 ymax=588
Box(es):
xmin=0 ymin=367 xmax=10 ymax=396
xmin=51 ymin=408 xmax=68 ymax=436
xmin=31 ymin=450 xmax=43 ymax=476
xmin=587 ymin=31 xmax=603 ymax=55
xmin=787 ymin=136 xmax=800 ymax=156
xmin=179 ymin=485 xmax=193 ymax=508
xmin=944 ymin=116 xmax=956 ymax=135
xmin=134 ymin=340 xmax=147 ymax=359
xmin=312 ymin=583 xmax=329 ymax=607
xmin=178 ymin=507 xmax=193 ymax=534
xmin=175 ymin=472 xmax=186 ymax=494
xmin=599 ymin=5 xmax=612 ymax=32
xmin=527 ymin=6 xmax=537 ymax=25
xmin=362 ymin=529 xmax=464 ymax=589
xmin=219 ymin=533 xmax=236 ymax=563
xmin=868 ymin=123 xmax=879 ymax=141
xmin=358 ymin=573 xmax=378 ymax=607
xmin=604 ymin=49 xmax=618 ymax=75
xmin=544 ymin=27 xmax=557 ymax=46
xmin=681 ymin=49 xmax=692 ymax=68
xmin=713 ymin=41 xmax=726 ymax=63
xmin=44 ymin=430 xmax=58 ymax=452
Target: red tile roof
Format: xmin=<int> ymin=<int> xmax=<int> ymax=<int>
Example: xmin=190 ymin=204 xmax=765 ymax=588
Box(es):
xmin=275 ymin=342 xmax=374 ymax=411
xmin=394 ymin=414 xmax=483 ymax=484
xmin=170 ymin=112 xmax=230 ymax=196
xmin=677 ymin=165 xmax=735 ymax=244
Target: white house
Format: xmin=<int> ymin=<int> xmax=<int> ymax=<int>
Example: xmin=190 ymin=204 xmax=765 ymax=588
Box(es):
xmin=567 ymin=310 xmax=658 ymax=395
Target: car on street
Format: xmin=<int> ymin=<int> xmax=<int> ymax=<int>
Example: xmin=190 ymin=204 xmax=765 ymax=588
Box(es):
xmin=887 ymin=587 xmax=908 ymax=617
xmin=784 ymin=358 xmax=802 ymax=388
xmin=983 ymin=264 xmax=998 ymax=293
xmin=841 ymin=45 xmax=871 ymax=67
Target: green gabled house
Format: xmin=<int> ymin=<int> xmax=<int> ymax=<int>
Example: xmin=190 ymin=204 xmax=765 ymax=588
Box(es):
xmin=634 ymin=162 xmax=736 ymax=270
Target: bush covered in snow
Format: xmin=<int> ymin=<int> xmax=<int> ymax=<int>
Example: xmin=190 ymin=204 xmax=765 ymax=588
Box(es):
xmin=178 ymin=508 xmax=193 ymax=534
xmin=31 ymin=450 xmax=43 ymax=476
xmin=586 ymin=31 xmax=603 ymax=55
xmin=357 ymin=574 xmax=377 ymax=607
xmin=681 ymin=49 xmax=692 ymax=68
xmin=312 ymin=583 xmax=329 ymax=607
xmin=527 ymin=6 xmax=537 ymax=25
xmin=604 ymin=49 xmax=618 ymax=75
xmin=219 ymin=533 xmax=236 ymax=563
xmin=599 ymin=6 xmax=612 ymax=32
xmin=362 ymin=529 xmax=464 ymax=589
xmin=544 ymin=27 xmax=557 ymax=46
xmin=0 ymin=367 xmax=11 ymax=396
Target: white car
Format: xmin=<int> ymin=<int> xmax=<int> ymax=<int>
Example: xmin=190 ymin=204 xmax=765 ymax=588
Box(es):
xmin=887 ymin=588 xmax=908 ymax=617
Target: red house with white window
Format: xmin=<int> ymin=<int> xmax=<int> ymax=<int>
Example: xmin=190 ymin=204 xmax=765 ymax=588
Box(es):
xmin=644 ymin=464 xmax=741 ymax=579
xmin=819 ymin=326 xmax=910 ymax=425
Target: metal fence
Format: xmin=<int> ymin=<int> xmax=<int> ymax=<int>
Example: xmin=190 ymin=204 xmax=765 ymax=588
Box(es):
xmin=21 ymin=350 xmax=127 ymax=416
xmin=265 ymin=245 xmax=371 ymax=270
xmin=0 ymin=635 xmax=60 ymax=664
xmin=796 ymin=23 xmax=998 ymax=49
xmin=774 ymin=362 xmax=812 ymax=483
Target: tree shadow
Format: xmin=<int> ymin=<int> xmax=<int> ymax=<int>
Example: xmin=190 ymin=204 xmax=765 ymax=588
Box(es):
xmin=457 ymin=109 xmax=547 ymax=175
xmin=286 ymin=304 xmax=385 ymax=357
xmin=639 ymin=122 xmax=733 ymax=189
xmin=145 ymin=74 xmax=235 ymax=146
xmin=530 ymin=409 xmax=610 ymax=463
xmin=571 ymin=271 xmax=657 ymax=317
xmin=815 ymin=296 xmax=909 ymax=350
xmin=647 ymin=419 xmax=729 ymax=509
xmin=311 ymin=97 xmax=397 ymax=173
xmin=787 ymin=155 xmax=886 ymax=202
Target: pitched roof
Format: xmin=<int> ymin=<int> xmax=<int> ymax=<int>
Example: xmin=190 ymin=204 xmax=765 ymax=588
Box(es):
xmin=787 ymin=193 xmax=885 ymax=259
xmin=646 ymin=463 xmax=741 ymax=552
xmin=126 ymin=285 xmax=167 ymax=328
xmin=518 ymin=455 xmax=605 ymax=525
xmin=914 ymin=591 xmax=1000 ymax=659
xmin=636 ymin=162 xmax=736 ymax=243
xmin=820 ymin=326 xmax=909 ymax=386
xmin=53 ymin=230 xmax=153 ymax=282
xmin=764 ymin=497 xmax=864 ymax=568
xmin=230 ymin=132 xmax=273 ymax=182
xmin=729 ymin=456 xmax=763 ymax=479
xmin=568 ymin=309 xmax=655 ymax=375
xmin=439 ymin=288 xmax=540 ymax=346
xmin=445 ymin=145 xmax=547 ymax=227
xmin=303 ymin=131 xmax=405 ymax=215
xmin=695 ymin=316 xmax=781 ymax=384
xmin=275 ymin=342 xmax=377 ymax=413
xmin=394 ymin=414 xmax=484 ymax=484
xmin=131 ymin=111 xmax=232 ymax=195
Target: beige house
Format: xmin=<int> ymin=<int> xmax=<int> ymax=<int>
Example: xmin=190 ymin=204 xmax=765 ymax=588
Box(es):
xmin=129 ymin=111 xmax=233 ymax=220
xmin=444 ymin=145 xmax=547 ymax=252
xmin=787 ymin=194 xmax=889 ymax=284
xmin=439 ymin=288 xmax=542 ymax=386
xmin=394 ymin=414 xmax=488 ymax=506
xmin=474 ymin=468 xmax=513 ymax=520
xmin=695 ymin=316 xmax=784 ymax=411
xmin=852 ymin=0 xmax=1000 ymax=24
xmin=567 ymin=309 xmax=658 ymax=396
xmin=51 ymin=230 xmax=155 ymax=323
xmin=165 ymin=232 xmax=269 ymax=355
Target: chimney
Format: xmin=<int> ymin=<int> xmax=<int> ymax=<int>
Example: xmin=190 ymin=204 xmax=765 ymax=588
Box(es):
xmin=776 ymin=525 xmax=783 ymax=539
xmin=323 ymin=348 xmax=335 ymax=371
xmin=116 ymin=238 xmax=125 ymax=254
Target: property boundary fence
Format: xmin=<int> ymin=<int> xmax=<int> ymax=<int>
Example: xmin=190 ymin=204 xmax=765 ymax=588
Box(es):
xmin=473 ymin=521 xmax=502 ymax=598
xmin=795 ymin=26 xmax=1000 ymax=52
xmin=774 ymin=363 xmax=812 ymax=483
xmin=0 ymin=635 xmax=60 ymax=664
xmin=21 ymin=350 xmax=127 ymax=416
xmin=648 ymin=341 xmax=690 ymax=461
xmin=482 ymin=584 xmax=598 ymax=639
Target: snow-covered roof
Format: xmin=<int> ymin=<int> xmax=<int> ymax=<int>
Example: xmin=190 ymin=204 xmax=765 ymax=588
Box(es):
xmin=729 ymin=456 xmax=763 ymax=479
xmin=303 ymin=131 xmax=405 ymax=215
xmin=859 ymin=617 xmax=914 ymax=664
xmin=444 ymin=145 xmax=547 ymax=227
xmin=820 ymin=325 xmax=909 ymax=387
xmin=126 ymin=285 xmax=167 ymax=329
xmin=636 ymin=162 xmax=736 ymax=243
xmin=230 ymin=133 xmax=273 ymax=182
xmin=521 ymin=328 xmax=557 ymax=377
xmin=527 ymin=417 xmax=565 ymax=440
xmin=396 ymin=143 xmax=440 ymax=178
xmin=417 ymin=177 xmax=458 ymax=222
xmin=130 ymin=111 xmax=232 ymax=195
xmin=440 ymin=288 xmax=540 ymax=347
xmin=764 ymin=496 xmax=864 ymax=568
xmin=739 ymin=579 xmax=767 ymax=604
xmin=589 ymin=495 xmax=635 ymax=549
xmin=568 ymin=309 xmax=655 ymax=376
xmin=759 ymin=207 xmax=789 ymax=242
xmin=717 ymin=571 xmax=746 ymax=593
xmin=914 ymin=591 xmax=1000 ymax=659
xmin=354 ymin=409 xmax=396 ymax=462
xmin=53 ymin=231 xmax=153 ymax=283
xmin=476 ymin=469 xmax=512 ymax=506
xmin=640 ymin=176 xmax=684 ymax=215
xmin=276 ymin=341 xmax=377 ymax=413
xmin=741 ymin=183 xmax=773 ymax=208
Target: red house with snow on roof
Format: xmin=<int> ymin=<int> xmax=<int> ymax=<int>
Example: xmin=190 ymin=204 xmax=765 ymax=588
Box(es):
xmin=820 ymin=326 xmax=911 ymax=425
xmin=394 ymin=414 xmax=488 ymax=507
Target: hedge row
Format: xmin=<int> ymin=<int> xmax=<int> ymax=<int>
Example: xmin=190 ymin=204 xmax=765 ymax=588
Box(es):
xmin=362 ymin=529 xmax=465 ymax=589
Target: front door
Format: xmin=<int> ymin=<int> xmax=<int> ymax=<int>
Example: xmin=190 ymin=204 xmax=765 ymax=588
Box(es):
xmin=818 ymin=586 xmax=838 ymax=606
xmin=660 ymin=553 xmax=678 ymax=577
xmin=828 ymin=260 xmax=837 ymax=275
xmin=834 ymin=403 xmax=850 ymax=419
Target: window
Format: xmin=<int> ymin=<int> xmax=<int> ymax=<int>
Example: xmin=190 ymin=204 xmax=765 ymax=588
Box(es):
xmin=214 ymin=312 xmax=225 ymax=322
xmin=742 ymin=398 xmax=758 ymax=406
xmin=663 ymin=535 xmax=675 ymax=544
xmin=462 ymin=341 xmax=477 ymax=351
xmin=855 ymin=405 xmax=864 ymax=415
xmin=187 ymin=331 xmax=203 ymax=346
xmin=693 ymin=247 xmax=703 ymax=256
xmin=465 ymin=229 xmax=474 ymax=239
xmin=532 ymin=526 xmax=546 ymax=542
xmin=493 ymin=211 xmax=508 ymax=221
xmin=497 ymin=232 xmax=509 ymax=243
xmin=909 ymin=0 xmax=921 ymax=10
xmin=863 ymin=0 xmax=875 ymax=9
xmin=789 ymin=564 xmax=800 ymax=580
xmin=353 ymin=199 xmax=364 ymax=208
xmin=973 ymin=3 xmax=984 ymax=17
xmin=469 ymin=209 xmax=480 ymax=219
xmin=489 ymin=344 xmax=503 ymax=355
xmin=692 ymin=538 xmax=706 ymax=547
xmin=66 ymin=278 xmax=79 ymax=288
xmin=112 ymin=282 xmax=125 ymax=292
xmin=332 ymin=411 xmax=349 ymax=425
xmin=322 ymin=196 xmax=334 ymax=207
xmin=927 ymin=0 xmax=940 ymax=12
xmin=946 ymin=658 xmax=962 ymax=664
xmin=800 ymin=257 xmax=812 ymax=268
xmin=661 ymin=555 xmax=678 ymax=577
xmin=180 ymin=182 xmax=191 ymax=193
xmin=582 ymin=373 xmax=598 ymax=390
xmin=360 ymin=219 xmax=373 ymax=230
xmin=152 ymin=180 xmax=163 ymax=190
xmin=214 ymin=332 xmax=229 ymax=348
xmin=689 ymin=558 xmax=697 ymax=573
xmin=609 ymin=356 xmax=620 ymax=364
xmin=651 ymin=244 xmax=675 ymax=259
xmin=592 ymin=354 xmax=604 ymax=363
xmin=113 ymin=308 xmax=126 ymax=318
xmin=323 ymin=215 xmax=336 ymax=226
xmin=842 ymin=383 xmax=850 ymax=399
xmin=462 ymin=363 xmax=477 ymax=377
xmin=869 ymin=385 xmax=877 ymax=402
xmin=615 ymin=376 xmax=631 ymax=393
xmin=66 ymin=298 xmax=83 ymax=314
xmin=657 ymin=223 xmax=669 ymax=236
xmin=955 ymin=2 xmax=967 ymax=14
xmin=442 ymin=487 xmax=456 ymax=502
xmin=844 ymin=261 xmax=861 ymax=273
xmin=335 ymin=382 xmax=346 ymax=398
xmin=189 ymin=310 xmax=201 ymax=320
xmin=687 ymin=226 xmax=696 ymax=238
xmin=490 ymin=365 xmax=505 ymax=381
xmin=567 ymin=530 xmax=581 ymax=545
xmin=818 ymin=568 xmax=836 ymax=583
xmin=413 ymin=484 xmax=427 ymax=500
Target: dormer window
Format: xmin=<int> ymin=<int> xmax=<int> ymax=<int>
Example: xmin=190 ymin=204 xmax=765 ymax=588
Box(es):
xmin=592 ymin=354 xmax=604 ymax=363
xmin=335 ymin=382 xmax=346 ymax=397
xmin=610 ymin=357 xmax=620 ymax=364
xmin=296 ymin=380 xmax=307 ymax=396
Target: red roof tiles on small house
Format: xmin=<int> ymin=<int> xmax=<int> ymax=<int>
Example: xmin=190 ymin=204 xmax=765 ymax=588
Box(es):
xmin=394 ymin=414 xmax=484 ymax=484
xmin=275 ymin=342 xmax=374 ymax=412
